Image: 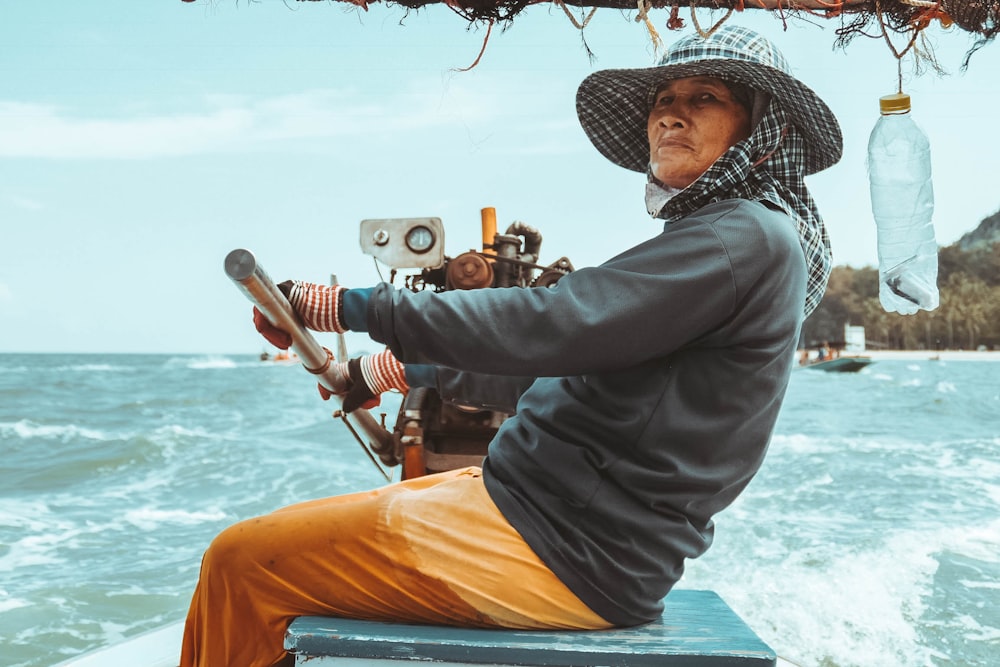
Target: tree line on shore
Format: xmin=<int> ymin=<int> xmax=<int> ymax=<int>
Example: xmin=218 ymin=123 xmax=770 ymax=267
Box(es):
xmin=803 ymin=221 xmax=1000 ymax=352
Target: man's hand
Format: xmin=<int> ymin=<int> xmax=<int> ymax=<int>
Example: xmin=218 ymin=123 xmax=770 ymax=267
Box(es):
xmin=253 ymin=306 xmax=292 ymax=349
xmin=282 ymin=281 xmax=347 ymax=333
xmin=319 ymin=350 xmax=408 ymax=413
xmin=252 ymin=280 xmax=347 ymax=349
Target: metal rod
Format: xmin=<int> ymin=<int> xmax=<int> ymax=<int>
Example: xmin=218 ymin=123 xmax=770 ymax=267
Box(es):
xmin=336 ymin=411 xmax=391 ymax=482
xmin=224 ymin=248 xmax=395 ymax=455
xmin=330 ymin=273 xmax=350 ymax=364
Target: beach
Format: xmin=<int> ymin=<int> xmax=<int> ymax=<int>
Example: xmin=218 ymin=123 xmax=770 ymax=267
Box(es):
xmin=861 ymin=350 xmax=999 ymax=362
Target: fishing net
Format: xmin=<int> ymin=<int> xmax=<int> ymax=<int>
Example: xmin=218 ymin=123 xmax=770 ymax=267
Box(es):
xmin=294 ymin=0 xmax=997 ymax=41
xmin=215 ymin=0 xmax=996 ymax=67
xmin=830 ymin=0 xmax=998 ymax=68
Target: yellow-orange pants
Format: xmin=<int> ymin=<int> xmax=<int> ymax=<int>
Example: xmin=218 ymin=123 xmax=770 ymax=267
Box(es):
xmin=179 ymin=467 xmax=610 ymax=667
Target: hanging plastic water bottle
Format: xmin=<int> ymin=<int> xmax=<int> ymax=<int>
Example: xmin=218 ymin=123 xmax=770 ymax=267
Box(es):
xmin=867 ymin=92 xmax=939 ymax=315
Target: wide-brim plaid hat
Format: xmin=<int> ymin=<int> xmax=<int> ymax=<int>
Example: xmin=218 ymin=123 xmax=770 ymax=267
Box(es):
xmin=576 ymin=25 xmax=843 ymax=176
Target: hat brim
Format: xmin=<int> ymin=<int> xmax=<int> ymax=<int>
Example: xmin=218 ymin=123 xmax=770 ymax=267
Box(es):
xmin=576 ymin=59 xmax=843 ymax=176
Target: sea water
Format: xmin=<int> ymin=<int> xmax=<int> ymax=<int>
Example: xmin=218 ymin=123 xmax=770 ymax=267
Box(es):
xmin=1 ymin=354 xmax=997 ymax=667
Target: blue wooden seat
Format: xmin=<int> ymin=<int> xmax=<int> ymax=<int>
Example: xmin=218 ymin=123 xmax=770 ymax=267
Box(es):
xmin=284 ymin=589 xmax=776 ymax=666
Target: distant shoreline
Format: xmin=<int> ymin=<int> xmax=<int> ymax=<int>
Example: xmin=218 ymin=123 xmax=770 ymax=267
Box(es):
xmin=857 ymin=350 xmax=999 ymax=362
xmin=1 ymin=350 xmax=997 ymax=362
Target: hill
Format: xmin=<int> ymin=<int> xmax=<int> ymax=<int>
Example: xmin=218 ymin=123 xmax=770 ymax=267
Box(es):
xmin=804 ymin=208 xmax=1000 ymax=351
xmin=957 ymin=209 xmax=1000 ymax=251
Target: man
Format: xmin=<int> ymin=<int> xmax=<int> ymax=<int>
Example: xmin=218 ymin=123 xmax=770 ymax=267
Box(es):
xmin=182 ymin=24 xmax=842 ymax=667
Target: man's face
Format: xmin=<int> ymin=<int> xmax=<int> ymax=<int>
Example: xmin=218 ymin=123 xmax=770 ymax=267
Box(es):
xmin=646 ymin=76 xmax=752 ymax=189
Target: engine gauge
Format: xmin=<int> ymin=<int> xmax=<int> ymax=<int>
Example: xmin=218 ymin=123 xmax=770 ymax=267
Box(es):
xmin=359 ymin=217 xmax=444 ymax=269
xmin=405 ymin=225 xmax=435 ymax=254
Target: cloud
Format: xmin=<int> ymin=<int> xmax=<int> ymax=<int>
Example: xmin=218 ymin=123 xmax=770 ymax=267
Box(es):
xmin=0 ymin=86 xmax=509 ymax=160
xmin=1 ymin=194 xmax=43 ymax=210
xmin=0 ymin=284 xmax=11 ymax=301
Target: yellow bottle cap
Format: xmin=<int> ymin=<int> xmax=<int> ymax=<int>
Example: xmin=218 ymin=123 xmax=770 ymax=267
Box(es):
xmin=880 ymin=93 xmax=912 ymax=114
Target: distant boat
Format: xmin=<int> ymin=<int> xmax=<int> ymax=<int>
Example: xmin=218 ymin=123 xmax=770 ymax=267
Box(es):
xmin=802 ymin=355 xmax=874 ymax=373
xmin=260 ymin=350 xmax=298 ymax=364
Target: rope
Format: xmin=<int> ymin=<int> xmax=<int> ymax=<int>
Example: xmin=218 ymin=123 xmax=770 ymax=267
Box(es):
xmin=691 ymin=5 xmax=735 ymax=38
xmin=811 ymin=0 xmax=846 ymax=11
xmin=453 ymin=19 xmax=494 ymax=72
xmin=874 ymin=0 xmax=926 ymax=92
xmin=636 ymin=0 xmax=663 ymax=52
xmin=555 ymin=0 xmax=598 ymax=30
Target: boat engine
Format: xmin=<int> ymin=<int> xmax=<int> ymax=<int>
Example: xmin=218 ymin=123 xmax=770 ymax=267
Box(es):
xmin=357 ymin=208 xmax=574 ymax=479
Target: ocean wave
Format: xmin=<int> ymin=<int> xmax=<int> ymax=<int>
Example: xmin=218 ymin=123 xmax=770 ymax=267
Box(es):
xmin=956 ymin=614 xmax=1000 ymax=643
xmin=961 ymin=580 xmax=1000 ymax=590
xmin=53 ymin=363 xmax=126 ymax=373
xmin=186 ymin=357 xmax=238 ymax=370
xmin=122 ymin=507 xmax=228 ymax=531
xmin=0 ymin=532 xmax=70 ymax=573
xmin=0 ymin=420 xmax=108 ymax=442
xmin=163 ymin=355 xmax=257 ymax=370
xmin=1 ymin=419 xmax=222 ymax=460
xmin=0 ymin=364 xmax=31 ymax=373
xmin=105 ymin=584 xmax=151 ymax=598
xmin=986 ymin=480 xmax=1000 ymax=506
xmin=145 ymin=423 xmax=218 ymax=444
xmin=0 ymin=594 xmax=31 ymax=614
xmin=0 ymin=499 xmax=63 ymax=531
xmin=691 ymin=497 xmax=1000 ymax=665
xmin=769 ymin=432 xmax=841 ymax=455
xmin=954 ymin=517 xmax=1000 ymax=563
xmin=38 ymin=357 xmax=136 ymax=374
xmin=686 ymin=527 xmax=947 ymax=667
xmin=3 ymin=357 xmax=992 ymax=667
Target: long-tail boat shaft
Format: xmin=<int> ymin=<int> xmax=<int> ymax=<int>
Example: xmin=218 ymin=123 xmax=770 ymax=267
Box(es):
xmin=224 ymin=248 xmax=395 ymax=457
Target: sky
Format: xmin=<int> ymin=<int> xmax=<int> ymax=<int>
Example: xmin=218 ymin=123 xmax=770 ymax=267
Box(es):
xmin=2 ymin=1 xmax=998 ymax=354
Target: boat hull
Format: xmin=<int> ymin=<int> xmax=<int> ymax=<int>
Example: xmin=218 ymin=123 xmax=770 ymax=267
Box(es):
xmin=802 ymin=356 xmax=874 ymax=373
xmin=53 ymin=621 xmax=183 ymax=667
